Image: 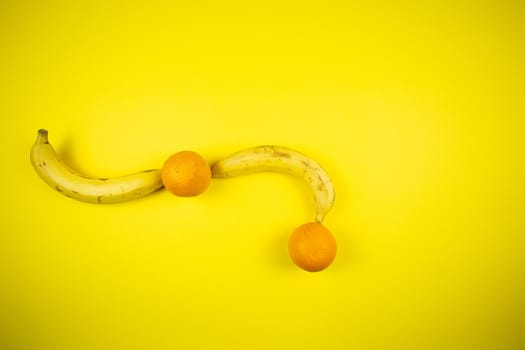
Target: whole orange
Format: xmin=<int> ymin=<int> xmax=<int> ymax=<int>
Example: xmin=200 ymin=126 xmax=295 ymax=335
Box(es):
xmin=161 ymin=151 xmax=212 ymax=197
xmin=288 ymin=222 xmax=337 ymax=272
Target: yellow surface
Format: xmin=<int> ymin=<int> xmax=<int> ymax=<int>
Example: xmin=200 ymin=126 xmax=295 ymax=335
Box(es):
xmin=1 ymin=1 xmax=524 ymax=349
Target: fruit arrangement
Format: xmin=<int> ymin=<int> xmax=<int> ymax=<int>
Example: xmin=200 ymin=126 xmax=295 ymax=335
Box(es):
xmin=30 ymin=129 xmax=337 ymax=272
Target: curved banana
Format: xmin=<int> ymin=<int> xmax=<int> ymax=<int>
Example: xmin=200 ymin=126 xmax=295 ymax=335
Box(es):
xmin=30 ymin=129 xmax=164 ymax=203
xmin=211 ymin=145 xmax=335 ymax=223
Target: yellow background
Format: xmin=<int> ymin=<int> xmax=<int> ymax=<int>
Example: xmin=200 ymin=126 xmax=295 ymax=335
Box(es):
xmin=1 ymin=1 xmax=524 ymax=349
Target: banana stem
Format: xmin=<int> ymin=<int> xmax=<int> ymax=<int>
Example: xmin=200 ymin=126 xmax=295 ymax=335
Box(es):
xmin=36 ymin=129 xmax=49 ymax=144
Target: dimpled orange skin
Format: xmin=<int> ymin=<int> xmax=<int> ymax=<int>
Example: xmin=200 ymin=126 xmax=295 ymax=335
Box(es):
xmin=161 ymin=151 xmax=212 ymax=197
xmin=288 ymin=222 xmax=337 ymax=272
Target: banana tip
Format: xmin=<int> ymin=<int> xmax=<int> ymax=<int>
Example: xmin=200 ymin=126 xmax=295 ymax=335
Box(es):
xmin=36 ymin=129 xmax=49 ymax=143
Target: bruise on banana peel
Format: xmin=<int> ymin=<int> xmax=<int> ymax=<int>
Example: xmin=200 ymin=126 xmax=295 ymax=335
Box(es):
xmin=211 ymin=145 xmax=335 ymax=223
xmin=30 ymin=129 xmax=164 ymax=203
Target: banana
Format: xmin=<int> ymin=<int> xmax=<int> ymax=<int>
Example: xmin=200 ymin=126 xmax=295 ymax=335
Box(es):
xmin=30 ymin=129 xmax=164 ymax=203
xmin=211 ymin=145 xmax=335 ymax=223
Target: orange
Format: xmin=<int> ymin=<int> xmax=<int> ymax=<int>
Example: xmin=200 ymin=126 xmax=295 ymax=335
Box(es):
xmin=161 ymin=151 xmax=212 ymax=197
xmin=288 ymin=222 xmax=337 ymax=272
